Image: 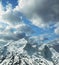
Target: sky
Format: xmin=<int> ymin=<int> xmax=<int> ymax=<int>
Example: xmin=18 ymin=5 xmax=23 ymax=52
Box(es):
xmin=0 ymin=0 xmax=59 ymax=43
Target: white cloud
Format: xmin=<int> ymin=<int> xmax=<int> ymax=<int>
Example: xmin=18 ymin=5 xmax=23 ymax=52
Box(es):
xmin=31 ymin=14 xmax=48 ymax=28
xmin=55 ymin=27 xmax=59 ymax=35
xmin=54 ymin=22 xmax=59 ymax=35
xmin=0 ymin=2 xmax=22 ymax=25
xmin=0 ymin=2 xmax=35 ymax=41
xmin=0 ymin=22 xmax=34 ymax=41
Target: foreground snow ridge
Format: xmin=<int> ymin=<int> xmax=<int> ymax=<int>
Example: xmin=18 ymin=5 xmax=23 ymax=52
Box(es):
xmin=0 ymin=38 xmax=59 ymax=65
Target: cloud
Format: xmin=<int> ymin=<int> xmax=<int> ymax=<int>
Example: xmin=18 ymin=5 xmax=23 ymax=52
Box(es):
xmin=0 ymin=4 xmax=21 ymax=25
xmin=0 ymin=22 xmax=35 ymax=41
xmin=28 ymin=34 xmax=50 ymax=44
xmin=0 ymin=1 xmax=35 ymax=41
xmin=55 ymin=27 xmax=59 ymax=35
xmin=54 ymin=22 xmax=59 ymax=35
xmin=0 ymin=33 xmax=26 ymax=41
xmin=15 ymin=0 xmax=59 ymax=28
xmin=0 ymin=0 xmax=58 ymax=42
xmin=1 ymin=0 xmax=59 ymax=28
xmin=0 ymin=2 xmax=23 ymax=25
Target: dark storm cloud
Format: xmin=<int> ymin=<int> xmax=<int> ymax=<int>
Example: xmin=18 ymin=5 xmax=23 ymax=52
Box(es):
xmin=19 ymin=0 xmax=59 ymax=26
xmin=36 ymin=0 xmax=59 ymax=22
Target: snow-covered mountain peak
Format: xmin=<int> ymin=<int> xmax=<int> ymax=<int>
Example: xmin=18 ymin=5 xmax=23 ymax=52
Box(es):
xmin=0 ymin=38 xmax=59 ymax=65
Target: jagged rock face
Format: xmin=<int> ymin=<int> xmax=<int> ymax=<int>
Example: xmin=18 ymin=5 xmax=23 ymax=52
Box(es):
xmin=24 ymin=43 xmax=38 ymax=55
xmin=41 ymin=45 xmax=52 ymax=61
xmin=0 ymin=39 xmax=59 ymax=65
